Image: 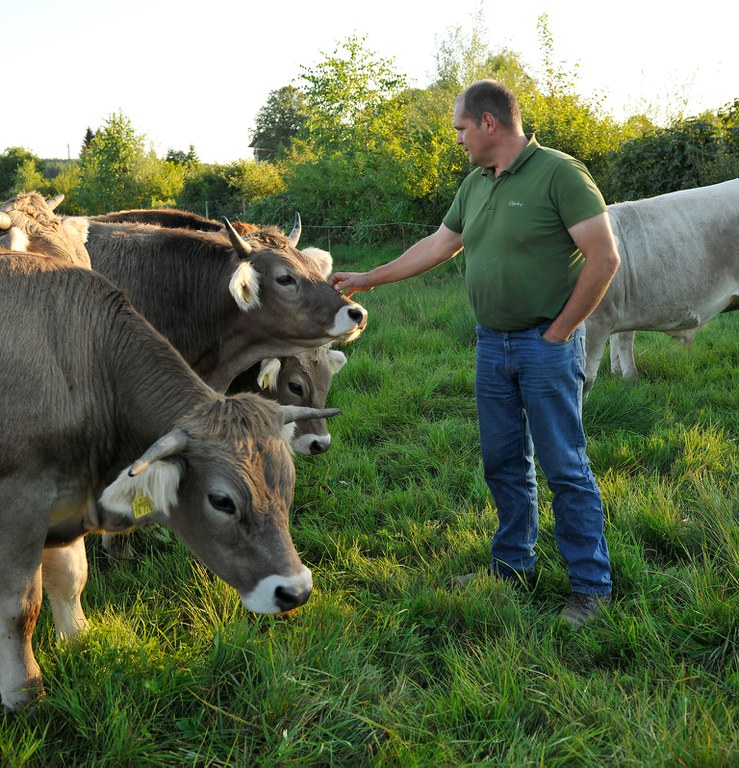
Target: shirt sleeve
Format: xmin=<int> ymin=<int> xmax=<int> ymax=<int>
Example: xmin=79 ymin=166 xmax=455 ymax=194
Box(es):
xmin=551 ymin=157 xmax=607 ymax=230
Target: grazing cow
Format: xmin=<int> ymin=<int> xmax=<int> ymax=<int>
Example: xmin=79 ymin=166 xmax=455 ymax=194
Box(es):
xmin=0 ymin=251 xmax=339 ymax=711
xmin=584 ymin=179 xmax=739 ymax=390
xmin=230 ymin=345 xmax=348 ymax=455
xmin=1 ymin=192 xmax=90 ymax=266
xmin=84 ymin=218 xmax=367 ymax=393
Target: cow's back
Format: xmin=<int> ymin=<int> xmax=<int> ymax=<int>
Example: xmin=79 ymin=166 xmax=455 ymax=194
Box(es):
xmin=0 ymin=252 xmax=204 ymax=479
xmin=604 ymin=179 xmax=739 ymax=330
xmin=86 ymin=221 xmax=234 ymax=359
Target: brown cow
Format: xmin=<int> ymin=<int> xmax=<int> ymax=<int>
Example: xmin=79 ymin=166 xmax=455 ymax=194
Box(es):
xmin=1 ymin=192 xmax=90 ymax=266
xmin=0 ymin=250 xmax=339 ymax=711
xmin=86 ymin=212 xmax=346 ymax=453
xmin=230 ymin=344 xmax=348 ymax=454
xmin=85 ymin=217 xmax=367 ymax=393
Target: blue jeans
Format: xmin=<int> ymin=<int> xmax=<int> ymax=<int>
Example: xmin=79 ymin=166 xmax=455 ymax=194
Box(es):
xmin=475 ymin=322 xmax=611 ymax=595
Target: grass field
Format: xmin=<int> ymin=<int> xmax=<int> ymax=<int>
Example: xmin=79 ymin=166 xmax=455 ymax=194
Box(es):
xmin=2 ymin=247 xmax=737 ymax=766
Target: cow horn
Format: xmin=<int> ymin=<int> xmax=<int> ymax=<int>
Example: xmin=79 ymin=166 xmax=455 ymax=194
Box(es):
xmin=287 ymin=211 xmax=301 ymax=247
xmin=222 ymin=217 xmax=253 ymax=256
xmin=282 ymin=405 xmax=340 ymax=424
xmin=0 ymin=212 xmax=11 ymax=230
xmin=46 ymin=194 xmax=65 ymax=210
xmin=128 ymin=429 xmax=189 ymax=476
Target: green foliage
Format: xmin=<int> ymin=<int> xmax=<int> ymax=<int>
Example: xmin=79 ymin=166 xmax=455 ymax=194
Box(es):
xmin=165 ymin=144 xmax=199 ymax=167
xmin=698 ymin=98 xmax=739 ymax=186
xmin=76 ymin=112 xmax=147 ymax=212
xmin=75 ymin=113 xmax=187 ymax=214
xmin=48 ymin=162 xmax=84 ymax=214
xmin=250 ymin=85 xmax=307 ymax=162
xmin=432 ymin=11 xmax=536 ymax=98
xmin=517 ymin=15 xmax=630 ymax=194
xmin=252 ymin=35 xmax=416 ymax=242
xmin=9 ymin=157 xmax=47 ymax=195
xmin=176 ymin=159 xmax=285 ymax=222
xmin=80 ymin=127 xmax=96 ymax=157
xmin=138 ymin=152 xmax=187 ymax=208
xmin=607 ymin=117 xmax=730 ymax=201
xmin=0 ymin=146 xmax=41 ymax=198
xmin=299 ymin=34 xmax=408 ymax=152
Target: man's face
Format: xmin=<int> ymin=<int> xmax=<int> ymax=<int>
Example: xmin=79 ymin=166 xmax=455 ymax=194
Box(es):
xmin=453 ymin=100 xmax=489 ymax=167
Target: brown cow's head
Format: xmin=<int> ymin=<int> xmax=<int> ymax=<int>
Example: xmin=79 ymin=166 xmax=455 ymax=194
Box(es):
xmin=229 ymin=345 xmax=348 ymax=454
xmin=204 ymin=218 xmax=367 ymax=391
xmin=0 ymin=193 xmax=91 ymax=267
xmin=99 ymin=394 xmax=339 ymax=614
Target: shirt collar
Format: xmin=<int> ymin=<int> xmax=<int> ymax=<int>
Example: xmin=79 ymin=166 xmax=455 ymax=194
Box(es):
xmin=481 ymin=133 xmax=539 ymax=178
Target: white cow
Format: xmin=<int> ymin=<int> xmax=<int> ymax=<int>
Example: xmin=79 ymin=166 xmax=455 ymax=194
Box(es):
xmin=585 ymin=179 xmax=739 ymax=390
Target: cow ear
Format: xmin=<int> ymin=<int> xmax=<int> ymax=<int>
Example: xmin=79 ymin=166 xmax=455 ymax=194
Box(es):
xmin=326 ymin=349 xmax=347 ymax=375
xmin=302 ymin=246 xmax=333 ymax=278
xmin=229 ymin=261 xmax=262 ymax=311
xmin=99 ymin=460 xmax=182 ymax=524
xmin=257 ymin=358 xmax=281 ymax=391
xmin=0 ymin=226 xmax=30 ymax=252
xmin=61 ymin=216 xmax=90 ymax=244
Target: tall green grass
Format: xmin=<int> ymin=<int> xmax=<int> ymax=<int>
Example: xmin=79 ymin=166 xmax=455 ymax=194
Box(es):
xmin=2 ymin=250 xmax=737 ymax=766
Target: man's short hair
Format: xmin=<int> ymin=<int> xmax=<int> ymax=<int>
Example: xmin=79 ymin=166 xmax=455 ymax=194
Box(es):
xmin=459 ymin=80 xmax=522 ymax=132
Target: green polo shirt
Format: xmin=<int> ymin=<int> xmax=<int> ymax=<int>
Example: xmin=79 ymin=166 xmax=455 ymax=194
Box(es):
xmin=443 ymin=135 xmax=607 ymax=331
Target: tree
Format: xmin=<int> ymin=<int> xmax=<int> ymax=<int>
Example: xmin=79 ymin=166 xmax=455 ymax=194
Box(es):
xmin=11 ymin=158 xmax=46 ymax=195
xmin=608 ymin=116 xmax=728 ymax=200
xmin=0 ymin=147 xmax=41 ymax=199
xmin=699 ymin=98 xmax=739 ymax=185
xmin=250 ymin=86 xmax=307 ymax=162
xmin=516 ymin=15 xmax=629 ymax=198
xmin=80 ymin=127 xmax=96 ymax=157
xmin=298 ymin=34 xmax=408 ymax=152
xmin=76 ymin=112 xmax=186 ymax=213
xmin=77 ymin=112 xmax=147 ymax=213
xmin=253 ymin=35 xmax=413 ymax=240
xmin=177 ymin=159 xmax=284 ymax=221
xmin=166 ymin=145 xmax=200 ymax=166
xmin=431 ymin=8 xmax=536 ymax=98
xmin=48 ymin=163 xmax=83 ymax=214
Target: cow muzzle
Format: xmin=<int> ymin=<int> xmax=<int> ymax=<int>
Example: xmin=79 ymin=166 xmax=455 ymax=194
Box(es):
xmin=329 ymin=302 xmax=368 ymax=342
xmin=240 ymin=566 xmax=313 ymax=614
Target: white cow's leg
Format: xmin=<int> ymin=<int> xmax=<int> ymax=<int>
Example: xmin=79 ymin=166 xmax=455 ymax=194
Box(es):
xmin=609 ymin=334 xmax=623 ymax=376
xmin=584 ymin=321 xmax=611 ymax=393
xmin=0 ymin=563 xmax=44 ymax=711
xmin=42 ymin=538 xmax=90 ymax=640
xmin=614 ymin=331 xmax=639 ymax=380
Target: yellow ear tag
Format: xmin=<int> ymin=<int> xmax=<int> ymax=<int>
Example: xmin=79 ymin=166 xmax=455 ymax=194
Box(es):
xmin=261 ymin=372 xmax=271 ymax=389
xmin=241 ymin=287 xmax=251 ymax=303
xmin=132 ymin=493 xmax=154 ymax=519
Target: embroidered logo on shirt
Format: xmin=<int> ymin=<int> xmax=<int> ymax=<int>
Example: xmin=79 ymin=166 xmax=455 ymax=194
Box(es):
xmin=508 ymin=200 xmax=524 ymax=207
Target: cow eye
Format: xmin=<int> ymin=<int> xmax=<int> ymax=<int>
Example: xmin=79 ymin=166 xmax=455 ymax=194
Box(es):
xmin=288 ymin=381 xmax=304 ymax=396
xmin=208 ymin=492 xmax=236 ymax=515
xmin=276 ymin=274 xmax=296 ymax=286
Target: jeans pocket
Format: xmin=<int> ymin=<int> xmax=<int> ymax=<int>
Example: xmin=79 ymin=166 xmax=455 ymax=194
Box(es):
xmin=536 ymin=324 xmax=573 ymax=345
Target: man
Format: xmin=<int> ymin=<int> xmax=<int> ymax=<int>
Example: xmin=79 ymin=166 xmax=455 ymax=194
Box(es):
xmin=331 ymin=80 xmax=620 ymax=628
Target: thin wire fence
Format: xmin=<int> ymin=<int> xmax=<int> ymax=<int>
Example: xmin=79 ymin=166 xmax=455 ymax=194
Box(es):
xmin=196 ymin=200 xmax=440 ymax=249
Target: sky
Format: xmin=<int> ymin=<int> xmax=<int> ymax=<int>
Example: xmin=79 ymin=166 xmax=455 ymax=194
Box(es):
xmin=4 ymin=0 xmax=737 ymax=164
